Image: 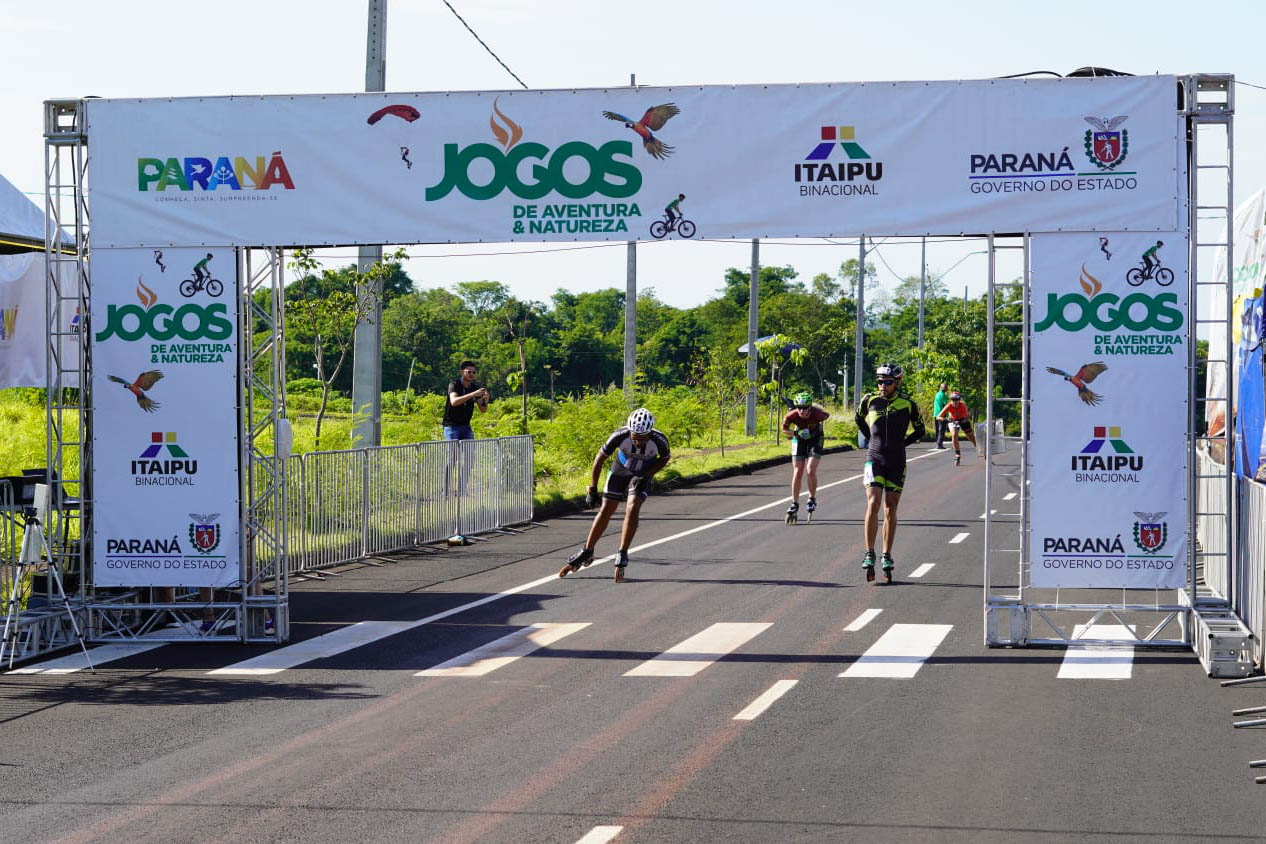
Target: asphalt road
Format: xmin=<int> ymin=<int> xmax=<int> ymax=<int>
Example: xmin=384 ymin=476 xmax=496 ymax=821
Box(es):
xmin=3 ymin=445 xmax=1263 ymax=843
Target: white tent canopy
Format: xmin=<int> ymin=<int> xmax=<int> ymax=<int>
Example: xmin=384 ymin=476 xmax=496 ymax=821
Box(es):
xmin=0 ymin=171 xmax=74 ymax=388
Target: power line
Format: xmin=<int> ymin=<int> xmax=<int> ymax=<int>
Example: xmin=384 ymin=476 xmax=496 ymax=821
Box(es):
xmin=442 ymin=0 xmax=528 ymax=90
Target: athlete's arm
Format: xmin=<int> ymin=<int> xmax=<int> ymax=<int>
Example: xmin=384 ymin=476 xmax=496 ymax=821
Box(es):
xmin=854 ymin=396 xmax=871 ymax=441
xmin=588 ymin=448 xmax=611 ymax=490
xmin=904 ymin=399 xmax=927 ymax=446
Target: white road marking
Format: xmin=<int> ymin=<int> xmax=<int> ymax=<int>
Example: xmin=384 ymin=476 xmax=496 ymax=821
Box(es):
xmin=210 ymin=620 xmax=417 ymax=676
xmin=415 ymin=622 xmax=589 ymax=677
xmin=908 ymin=563 xmax=935 ymax=578
xmin=1003 ymin=492 xmax=1017 ymax=501
xmin=575 ymin=827 xmax=623 ymax=844
xmin=1057 ymin=624 xmax=1135 ymax=680
xmin=978 ymin=509 xmax=998 ymax=519
xmin=624 ymin=622 xmax=772 ymax=677
xmin=840 ymin=623 xmax=953 ymax=679
xmin=210 ymin=451 xmax=941 ymax=677
xmin=6 ymin=641 xmax=164 ymax=674
xmin=843 ymin=608 xmax=882 ymax=632
xmin=948 ymin=532 xmax=969 ymax=544
xmin=733 ymin=679 xmax=798 ymax=721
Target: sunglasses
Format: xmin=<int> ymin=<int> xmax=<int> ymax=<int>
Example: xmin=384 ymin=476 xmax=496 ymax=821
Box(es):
xmin=876 ymin=379 xmax=895 ymax=385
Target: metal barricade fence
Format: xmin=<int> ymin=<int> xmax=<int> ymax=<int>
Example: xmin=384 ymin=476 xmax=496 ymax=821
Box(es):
xmin=285 ymin=436 xmax=534 ymax=575
xmin=1197 ymin=447 xmax=1230 ymax=599
xmin=1 ymin=479 xmax=19 ymax=614
xmin=1238 ymin=476 xmax=1266 ymax=664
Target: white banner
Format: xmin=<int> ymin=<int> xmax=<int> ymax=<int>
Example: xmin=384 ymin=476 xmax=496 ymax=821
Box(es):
xmin=85 ymin=76 xmax=1179 ymax=248
xmin=0 ymin=254 xmax=80 ymax=388
xmin=1030 ymin=231 xmax=1188 ymax=589
xmin=90 ymin=247 xmax=240 ymax=587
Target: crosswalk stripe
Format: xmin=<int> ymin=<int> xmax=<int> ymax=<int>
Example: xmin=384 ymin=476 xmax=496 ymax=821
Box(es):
xmin=734 ymin=679 xmax=798 ymax=721
xmin=908 ymin=563 xmax=935 ymax=578
xmin=209 ymin=621 xmax=417 ymax=676
xmin=575 ymin=826 xmax=623 ymax=844
xmin=624 ymin=622 xmax=772 ymax=677
xmin=840 ymin=623 xmax=952 ymax=679
xmin=843 ymin=608 xmax=882 ymax=632
xmin=6 ymin=641 xmax=164 ymax=675
xmin=415 ymin=623 xmax=589 ymax=677
xmin=1057 ymin=624 xmax=1134 ymax=680
xmin=948 ymin=532 xmax=969 ymax=544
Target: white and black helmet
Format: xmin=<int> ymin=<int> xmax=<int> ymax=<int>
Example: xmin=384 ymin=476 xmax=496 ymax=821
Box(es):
xmin=626 ymin=407 xmax=655 ymax=434
xmin=875 ymin=363 xmax=903 ymax=380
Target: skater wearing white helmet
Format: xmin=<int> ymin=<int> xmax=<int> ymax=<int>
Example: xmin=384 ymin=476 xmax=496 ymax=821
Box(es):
xmin=558 ymin=407 xmax=671 ymax=582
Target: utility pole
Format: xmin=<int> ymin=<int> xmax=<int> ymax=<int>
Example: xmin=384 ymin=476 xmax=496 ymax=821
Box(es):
xmin=745 ymin=239 xmax=759 ymax=436
xmin=623 ymin=73 xmax=637 ymax=402
xmin=854 ymin=236 xmax=866 ymax=448
xmin=917 ymin=236 xmax=927 ymax=350
xmin=352 ymin=0 xmax=387 ymax=447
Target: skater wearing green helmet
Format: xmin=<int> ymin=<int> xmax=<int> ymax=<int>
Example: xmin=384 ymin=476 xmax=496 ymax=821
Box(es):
xmin=781 ymin=391 xmax=829 ymax=524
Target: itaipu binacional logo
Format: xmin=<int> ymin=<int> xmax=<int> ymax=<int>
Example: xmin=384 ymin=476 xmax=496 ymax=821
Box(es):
xmin=1132 ymin=511 xmax=1167 ymax=554
xmin=132 ymin=431 xmax=198 ymax=486
xmin=1070 ymin=425 xmax=1143 ymax=482
xmin=794 ymin=125 xmax=882 ymax=197
xmin=188 ymin=513 xmax=221 ymax=554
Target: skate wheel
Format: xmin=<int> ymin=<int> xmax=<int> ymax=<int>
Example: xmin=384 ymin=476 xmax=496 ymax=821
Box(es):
xmin=865 ymin=567 xmax=876 ymax=583
xmin=884 ymin=570 xmax=893 ymax=583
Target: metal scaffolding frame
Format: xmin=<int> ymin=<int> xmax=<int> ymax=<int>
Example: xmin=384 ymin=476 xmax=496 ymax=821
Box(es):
xmin=983 ymin=74 xmax=1236 ymax=649
xmin=42 ymin=100 xmax=289 ymax=646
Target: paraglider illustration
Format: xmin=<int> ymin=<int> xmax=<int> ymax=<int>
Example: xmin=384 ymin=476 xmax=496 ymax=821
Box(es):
xmin=368 ymin=105 xmax=422 ymax=169
xmin=367 ymin=104 xmax=421 ymax=125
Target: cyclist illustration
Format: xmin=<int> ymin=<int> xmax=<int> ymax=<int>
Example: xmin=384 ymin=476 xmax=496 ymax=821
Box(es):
xmin=1126 ymin=240 xmax=1173 ymax=286
xmin=180 ymin=253 xmax=223 ymax=298
xmin=649 ymin=193 xmax=696 ymax=239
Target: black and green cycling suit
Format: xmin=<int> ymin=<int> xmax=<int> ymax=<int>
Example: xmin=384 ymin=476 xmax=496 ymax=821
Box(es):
xmin=855 ymin=391 xmax=926 ymax=492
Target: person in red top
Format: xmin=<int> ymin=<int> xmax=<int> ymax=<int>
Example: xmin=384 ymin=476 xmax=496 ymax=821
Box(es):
xmin=781 ymin=391 xmax=830 ymax=523
xmin=934 ymin=391 xmax=976 ymax=465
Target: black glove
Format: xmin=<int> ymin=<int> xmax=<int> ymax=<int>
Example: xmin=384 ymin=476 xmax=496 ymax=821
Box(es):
xmin=584 ymin=487 xmax=599 ymax=508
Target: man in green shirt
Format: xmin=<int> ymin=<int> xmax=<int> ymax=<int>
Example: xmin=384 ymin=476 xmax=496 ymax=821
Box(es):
xmin=932 ymin=382 xmax=948 ymax=449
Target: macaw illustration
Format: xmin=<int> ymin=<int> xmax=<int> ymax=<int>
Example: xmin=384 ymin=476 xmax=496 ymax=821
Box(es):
xmin=107 ymin=369 xmax=164 ymax=413
xmin=601 ymin=103 xmax=681 ymax=160
xmin=1045 ymin=362 xmax=1107 ymax=406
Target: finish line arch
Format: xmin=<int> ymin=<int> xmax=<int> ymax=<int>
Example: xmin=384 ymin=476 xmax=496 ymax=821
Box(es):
xmin=37 ymin=74 xmax=1235 ymax=663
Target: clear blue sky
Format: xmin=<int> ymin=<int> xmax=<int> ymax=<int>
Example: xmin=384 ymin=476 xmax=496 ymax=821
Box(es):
xmin=4 ymin=0 xmax=1262 ymax=308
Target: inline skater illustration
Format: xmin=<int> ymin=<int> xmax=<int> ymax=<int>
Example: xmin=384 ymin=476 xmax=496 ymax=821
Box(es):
xmin=854 ymin=364 xmax=926 ymax=582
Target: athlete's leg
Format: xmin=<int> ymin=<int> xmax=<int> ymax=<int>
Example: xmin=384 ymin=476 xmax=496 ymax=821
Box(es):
xmin=805 ymin=455 xmax=820 ymax=499
xmin=881 ymin=489 xmax=902 ymax=554
xmin=584 ymin=497 xmax=622 ymax=551
xmin=790 ymin=458 xmax=805 ymax=502
xmin=864 ymin=484 xmax=883 ymax=550
xmin=951 ymin=425 xmax=961 ymax=454
xmin=619 ymin=494 xmax=645 ymax=550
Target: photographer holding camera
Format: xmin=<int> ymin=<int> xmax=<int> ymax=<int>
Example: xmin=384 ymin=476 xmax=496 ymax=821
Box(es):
xmin=443 ymin=360 xmax=489 ymax=441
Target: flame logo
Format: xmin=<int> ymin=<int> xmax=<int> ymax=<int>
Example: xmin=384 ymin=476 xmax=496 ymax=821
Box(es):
xmin=489 ymin=97 xmax=523 ymax=151
xmin=1078 ymin=264 xmax=1102 ymax=297
xmin=136 ymin=276 xmax=158 ymax=308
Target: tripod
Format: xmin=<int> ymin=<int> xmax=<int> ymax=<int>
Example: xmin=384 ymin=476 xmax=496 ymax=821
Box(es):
xmin=0 ymin=508 xmax=94 ymax=672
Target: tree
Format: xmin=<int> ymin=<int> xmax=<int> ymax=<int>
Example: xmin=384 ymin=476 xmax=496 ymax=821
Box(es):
xmin=690 ymin=345 xmax=750 ymax=455
xmin=892 ymin=272 xmax=949 ymax=303
xmin=285 ymin=247 xmax=407 ymax=449
xmin=755 ymin=334 xmax=808 ymax=440
xmin=720 ymin=265 xmax=803 ymax=308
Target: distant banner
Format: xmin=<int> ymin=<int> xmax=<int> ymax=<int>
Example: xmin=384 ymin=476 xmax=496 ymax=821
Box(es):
xmin=0 ymin=254 xmax=80 ymax=389
xmin=85 ymin=76 xmax=1179 ymax=248
xmin=90 ymin=247 xmax=240 ymax=588
xmin=1030 ymin=231 xmax=1188 ymax=589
